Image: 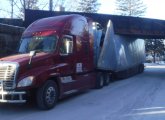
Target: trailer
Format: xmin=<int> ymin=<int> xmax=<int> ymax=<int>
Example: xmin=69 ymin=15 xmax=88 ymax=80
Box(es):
xmin=0 ymin=14 xmax=145 ymax=110
xmin=94 ymin=20 xmax=145 ymax=80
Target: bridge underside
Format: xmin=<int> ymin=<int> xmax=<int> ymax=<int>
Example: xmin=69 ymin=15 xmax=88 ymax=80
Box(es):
xmin=25 ymin=9 xmax=165 ymax=39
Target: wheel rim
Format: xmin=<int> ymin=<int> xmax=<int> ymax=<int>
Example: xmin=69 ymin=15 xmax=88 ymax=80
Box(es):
xmin=45 ymin=86 xmax=56 ymax=105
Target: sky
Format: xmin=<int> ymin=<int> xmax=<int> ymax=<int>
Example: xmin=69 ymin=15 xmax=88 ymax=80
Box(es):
xmin=98 ymin=0 xmax=165 ymax=20
xmin=1 ymin=0 xmax=165 ymax=20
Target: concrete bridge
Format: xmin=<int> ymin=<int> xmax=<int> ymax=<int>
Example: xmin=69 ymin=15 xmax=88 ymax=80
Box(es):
xmin=25 ymin=9 xmax=165 ymax=39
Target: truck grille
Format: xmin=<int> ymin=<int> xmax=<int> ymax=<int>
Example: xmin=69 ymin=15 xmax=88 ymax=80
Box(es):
xmin=0 ymin=62 xmax=18 ymax=90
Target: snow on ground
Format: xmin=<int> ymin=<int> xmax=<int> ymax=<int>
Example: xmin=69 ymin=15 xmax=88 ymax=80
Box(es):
xmin=1 ymin=65 xmax=165 ymax=120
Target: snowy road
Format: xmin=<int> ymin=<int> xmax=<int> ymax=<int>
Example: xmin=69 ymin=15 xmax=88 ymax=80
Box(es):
xmin=1 ymin=65 xmax=165 ymax=120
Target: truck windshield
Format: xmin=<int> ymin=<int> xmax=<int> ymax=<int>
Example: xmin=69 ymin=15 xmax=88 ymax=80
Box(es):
xmin=19 ymin=36 xmax=58 ymax=53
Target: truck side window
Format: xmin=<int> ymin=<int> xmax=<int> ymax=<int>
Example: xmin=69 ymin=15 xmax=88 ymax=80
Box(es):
xmin=60 ymin=35 xmax=73 ymax=55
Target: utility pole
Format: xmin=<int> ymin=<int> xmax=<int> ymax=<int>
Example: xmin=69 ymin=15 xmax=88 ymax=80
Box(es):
xmin=11 ymin=0 xmax=14 ymax=18
xmin=23 ymin=0 xmax=26 ymax=20
xmin=49 ymin=0 xmax=53 ymax=11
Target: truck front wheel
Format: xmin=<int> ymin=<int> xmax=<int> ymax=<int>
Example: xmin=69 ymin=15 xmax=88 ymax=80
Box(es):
xmin=36 ymin=80 xmax=58 ymax=110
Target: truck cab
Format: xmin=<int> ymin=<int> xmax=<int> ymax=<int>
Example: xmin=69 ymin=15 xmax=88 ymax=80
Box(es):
xmin=0 ymin=14 xmax=96 ymax=109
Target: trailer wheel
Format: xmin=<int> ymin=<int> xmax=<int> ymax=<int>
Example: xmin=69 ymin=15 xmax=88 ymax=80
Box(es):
xmin=36 ymin=80 xmax=58 ymax=110
xmin=104 ymin=73 xmax=111 ymax=86
xmin=95 ymin=73 xmax=104 ymax=89
xmin=139 ymin=64 xmax=144 ymax=73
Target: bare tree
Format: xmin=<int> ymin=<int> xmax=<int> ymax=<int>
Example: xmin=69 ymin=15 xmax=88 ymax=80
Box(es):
xmin=64 ymin=0 xmax=79 ymax=11
xmin=19 ymin=0 xmax=39 ymax=19
xmin=7 ymin=0 xmax=14 ymax=18
xmin=1 ymin=0 xmax=19 ymax=18
xmin=116 ymin=0 xmax=147 ymax=17
xmin=76 ymin=0 xmax=100 ymax=13
xmin=38 ymin=0 xmax=67 ymax=11
xmin=7 ymin=0 xmax=39 ymax=19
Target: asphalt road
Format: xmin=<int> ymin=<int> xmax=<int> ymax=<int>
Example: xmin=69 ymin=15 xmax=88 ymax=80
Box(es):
xmin=1 ymin=65 xmax=165 ymax=120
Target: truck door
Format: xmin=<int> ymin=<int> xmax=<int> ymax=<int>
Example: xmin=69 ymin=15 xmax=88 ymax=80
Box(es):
xmin=59 ymin=35 xmax=91 ymax=94
xmin=59 ymin=35 xmax=76 ymax=94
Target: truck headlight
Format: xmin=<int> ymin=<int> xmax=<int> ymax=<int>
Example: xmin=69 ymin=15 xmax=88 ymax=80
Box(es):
xmin=17 ymin=76 xmax=34 ymax=87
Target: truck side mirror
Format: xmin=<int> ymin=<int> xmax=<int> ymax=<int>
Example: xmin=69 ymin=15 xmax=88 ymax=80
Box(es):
xmin=29 ymin=51 xmax=36 ymax=65
xmin=60 ymin=35 xmax=73 ymax=56
xmin=29 ymin=51 xmax=36 ymax=57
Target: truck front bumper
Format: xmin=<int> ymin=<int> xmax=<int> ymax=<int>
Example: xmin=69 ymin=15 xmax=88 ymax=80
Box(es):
xmin=0 ymin=91 xmax=26 ymax=103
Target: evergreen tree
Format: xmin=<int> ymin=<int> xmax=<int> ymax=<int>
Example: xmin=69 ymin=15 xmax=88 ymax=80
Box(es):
xmin=145 ymin=39 xmax=165 ymax=63
xmin=76 ymin=0 xmax=100 ymax=13
xmin=116 ymin=0 xmax=146 ymax=16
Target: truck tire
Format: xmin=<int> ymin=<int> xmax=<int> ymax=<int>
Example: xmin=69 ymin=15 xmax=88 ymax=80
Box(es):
xmin=36 ymin=80 xmax=58 ymax=110
xmin=104 ymin=73 xmax=111 ymax=86
xmin=95 ymin=72 xmax=104 ymax=89
xmin=139 ymin=64 xmax=144 ymax=73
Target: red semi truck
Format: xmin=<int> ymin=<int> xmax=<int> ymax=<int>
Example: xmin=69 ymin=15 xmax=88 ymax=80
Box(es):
xmin=0 ymin=14 xmax=145 ymax=109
